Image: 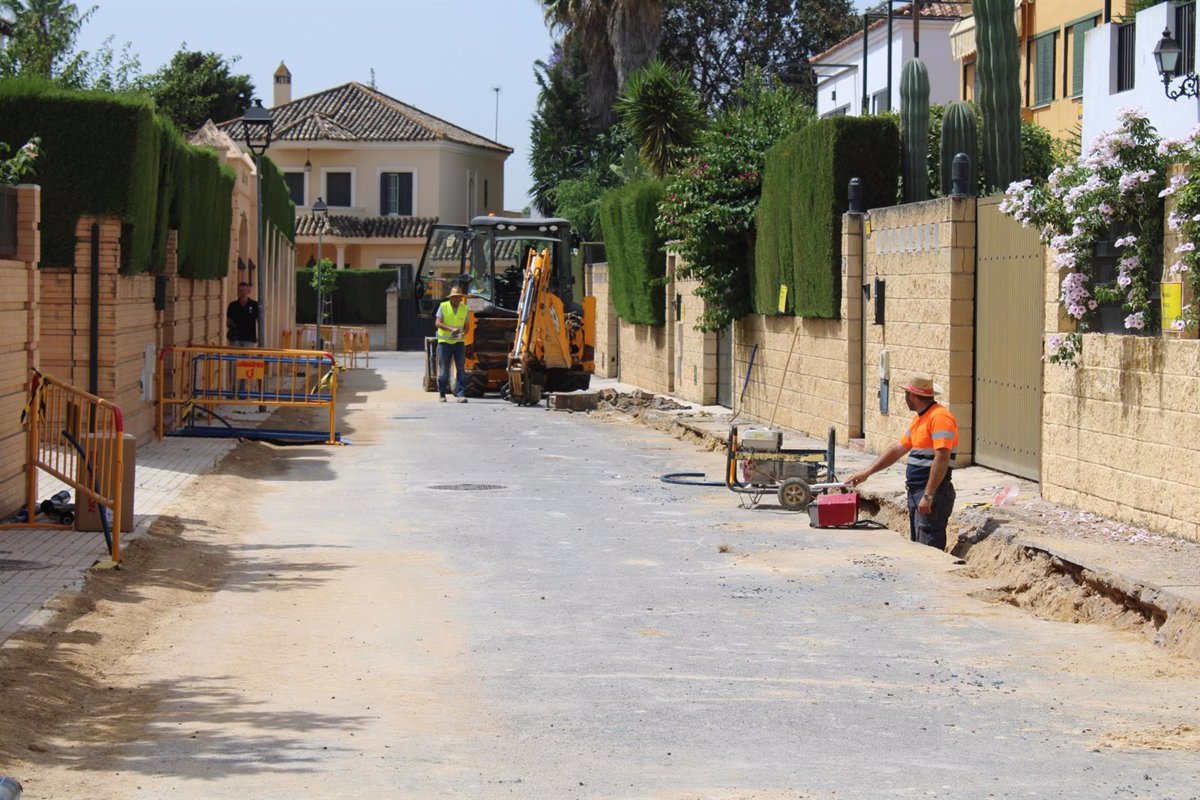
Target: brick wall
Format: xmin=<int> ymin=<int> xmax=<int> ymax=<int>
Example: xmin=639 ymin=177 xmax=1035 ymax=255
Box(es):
xmin=732 ymin=214 xmax=864 ymax=442
xmin=614 ymin=256 xmax=674 ymax=394
xmin=38 ymin=217 xmax=226 ymax=445
xmin=0 ymin=185 xmax=40 ymax=515
xmin=860 ymin=198 xmax=975 ymax=465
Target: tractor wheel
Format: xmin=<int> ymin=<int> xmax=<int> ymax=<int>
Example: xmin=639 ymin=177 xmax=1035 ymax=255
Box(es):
xmin=778 ymin=478 xmax=813 ymax=512
xmin=465 ymin=373 xmax=488 ymax=398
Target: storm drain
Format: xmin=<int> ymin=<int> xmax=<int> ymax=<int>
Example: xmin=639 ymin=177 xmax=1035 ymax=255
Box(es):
xmin=428 ymin=484 xmax=507 ymax=492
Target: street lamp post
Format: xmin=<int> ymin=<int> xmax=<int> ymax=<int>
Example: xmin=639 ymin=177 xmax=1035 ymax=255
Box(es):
xmin=1154 ymin=29 xmax=1200 ymax=100
xmin=241 ymin=99 xmax=275 ymax=345
xmin=312 ymin=197 xmax=328 ymax=351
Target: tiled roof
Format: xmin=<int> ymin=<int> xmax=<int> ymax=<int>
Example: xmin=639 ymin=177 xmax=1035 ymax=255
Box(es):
xmin=811 ymin=2 xmax=969 ymax=63
xmin=295 ymin=214 xmax=437 ymax=239
xmin=217 ymin=82 xmax=510 ymax=153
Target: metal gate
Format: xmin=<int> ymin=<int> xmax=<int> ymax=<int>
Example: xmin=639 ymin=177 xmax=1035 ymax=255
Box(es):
xmin=975 ymin=196 xmax=1044 ymax=480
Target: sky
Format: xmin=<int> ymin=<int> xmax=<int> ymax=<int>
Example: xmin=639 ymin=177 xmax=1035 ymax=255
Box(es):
xmin=75 ymin=0 xmax=879 ymax=213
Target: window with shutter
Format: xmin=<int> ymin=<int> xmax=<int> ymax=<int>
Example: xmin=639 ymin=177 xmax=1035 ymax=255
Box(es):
xmin=379 ymin=172 xmax=413 ymax=216
xmin=1035 ymin=32 xmax=1056 ymax=106
xmin=1071 ymin=19 xmax=1095 ymax=97
xmin=327 ymin=172 xmax=352 ymax=207
xmin=282 ymin=172 xmax=305 ymax=206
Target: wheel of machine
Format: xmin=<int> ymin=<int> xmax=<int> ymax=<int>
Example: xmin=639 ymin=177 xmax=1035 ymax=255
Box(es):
xmin=778 ymin=478 xmax=813 ymax=512
xmin=465 ymin=372 xmax=488 ymax=398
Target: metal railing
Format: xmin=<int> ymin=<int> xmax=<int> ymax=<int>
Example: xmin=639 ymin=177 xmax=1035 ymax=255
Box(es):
xmin=285 ymin=325 xmax=371 ymax=369
xmin=0 ymin=371 xmax=126 ymax=563
xmin=157 ymin=346 xmax=339 ymax=444
xmin=1116 ymin=22 xmax=1137 ymax=92
xmin=1178 ymin=1 xmax=1196 ymax=76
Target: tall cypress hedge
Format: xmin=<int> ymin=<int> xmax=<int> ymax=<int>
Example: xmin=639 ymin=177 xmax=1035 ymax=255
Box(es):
xmin=0 ymin=78 xmax=290 ymax=277
xmin=754 ymin=116 xmax=899 ymax=319
xmin=598 ymin=179 xmax=666 ymax=326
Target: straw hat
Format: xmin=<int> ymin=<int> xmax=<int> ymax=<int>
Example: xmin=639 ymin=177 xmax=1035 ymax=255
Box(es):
xmin=900 ymin=376 xmax=939 ymax=398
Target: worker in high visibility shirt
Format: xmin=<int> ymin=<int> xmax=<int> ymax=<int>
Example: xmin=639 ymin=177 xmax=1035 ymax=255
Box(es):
xmin=435 ymin=285 xmax=471 ymax=403
xmin=845 ymin=377 xmax=958 ymax=550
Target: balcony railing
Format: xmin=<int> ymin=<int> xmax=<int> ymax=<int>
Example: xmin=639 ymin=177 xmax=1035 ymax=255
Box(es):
xmin=1116 ymin=22 xmax=1136 ymax=92
xmin=1177 ymin=0 xmax=1197 ymax=76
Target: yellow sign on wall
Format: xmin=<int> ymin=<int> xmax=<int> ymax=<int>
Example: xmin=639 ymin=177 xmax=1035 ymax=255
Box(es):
xmin=1162 ymin=282 xmax=1183 ymax=330
xmin=236 ymin=359 xmax=266 ymax=381
xmin=777 ymin=285 xmax=788 ymax=314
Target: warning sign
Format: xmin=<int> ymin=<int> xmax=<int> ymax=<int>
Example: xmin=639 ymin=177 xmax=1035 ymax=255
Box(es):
xmin=236 ymin=359 xmax=266 ymax=381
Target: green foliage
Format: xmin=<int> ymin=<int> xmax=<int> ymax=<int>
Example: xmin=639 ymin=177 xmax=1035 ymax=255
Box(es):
xmin=755 ymin=116 xmax=899 ymax=319
xmin=258 ymin=155 xmax=297 ymax=244
xmin=900 ymin=58 xmax=930 ymax=203
xmin=0 ymin=78 xmax=238 ymax=275
xmin=657 ymin=74 xmax=812 ymax=330
xmin=0 ymin=0 xmax=94 ymax=86
xmin=659 ymin=0 xmax=858 ymax=111
xmin=599 ymin=178 xmax=667 ymax=325
xmin=0 ymin=135 xmax=40 ymax=184
xmin=615 ymin=58 xmax=705 ymax=177
xmin=296 ymin=267 xmax=397 ymax=326
xmin=144 ymin=47 xmax=254 ymax=133
xmin=551 ymin=170 xmax=608 ymax=240
xmin=921 ymin=102 xmax=1058 ymax=198
xmin=976 ymin=0 xmax=1023 ymax=192
xmin=529 ymin=46 xmax=600 ymax=216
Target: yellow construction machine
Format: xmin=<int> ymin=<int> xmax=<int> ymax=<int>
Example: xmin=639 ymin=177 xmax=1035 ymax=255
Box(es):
xmin=415 ymin=216 xmax=595 ymax=398
xmin=505 ymin=247 xmax=596 ymax=405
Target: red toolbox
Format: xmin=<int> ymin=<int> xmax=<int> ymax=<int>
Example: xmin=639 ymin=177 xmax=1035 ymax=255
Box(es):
xmin=808 ymin=492 xmax=860 ymax=528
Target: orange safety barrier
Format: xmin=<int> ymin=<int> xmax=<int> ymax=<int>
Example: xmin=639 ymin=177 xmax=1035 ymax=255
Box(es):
xmin=0 ymin=371 xmax=126 ymax=564
xmin=157 ymin=345 xmax=339 ymax=444
xmin=291 ymin=324 xmax=371 ymax=369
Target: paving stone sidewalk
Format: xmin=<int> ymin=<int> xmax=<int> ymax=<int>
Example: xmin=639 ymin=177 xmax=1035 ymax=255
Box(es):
xmin=0 ymin=410 xmax=274 ymax=641
xmin=589 ymin=376 xmax=1200 ymax=615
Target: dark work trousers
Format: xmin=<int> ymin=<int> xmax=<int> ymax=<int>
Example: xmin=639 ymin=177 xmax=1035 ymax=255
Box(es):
xmin=906 ymin=481 xmax=956 ymax=551
xmin=437 ymin=341 xmax=466 ymax=397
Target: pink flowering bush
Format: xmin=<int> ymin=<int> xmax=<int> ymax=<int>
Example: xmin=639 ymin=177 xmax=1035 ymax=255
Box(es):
xmin=1000 ymin=109 xmax=1167 ymax=366
xmin=1160 ymin=128 xmax=1200 ymax=333
xmin=0 ymin=136 xmax=39 ymax=185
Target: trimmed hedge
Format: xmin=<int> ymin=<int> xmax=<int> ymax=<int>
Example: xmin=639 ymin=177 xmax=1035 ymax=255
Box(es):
xmin=755 ymin=116 xmax=899 ymax=318
xmin=296 ymin=267 xmax=398 ymax=325
xmin=599 ymin=178 xmax=666 ymax=326
xmin=0 ymin=78 xmax=291 ymax=277
xmin=259 ymin=155 xmax=296 ymax=244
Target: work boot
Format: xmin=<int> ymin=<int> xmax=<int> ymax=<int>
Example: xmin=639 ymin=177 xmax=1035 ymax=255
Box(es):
xmin=456 ymin=396 xmax=468 ymax=403
xmin=439 ymin=394 xmax=447 ymax=403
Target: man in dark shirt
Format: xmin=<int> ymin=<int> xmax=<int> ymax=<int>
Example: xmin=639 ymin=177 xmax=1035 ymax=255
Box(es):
xmin=226 ymin=282 xmax=260 ymax=346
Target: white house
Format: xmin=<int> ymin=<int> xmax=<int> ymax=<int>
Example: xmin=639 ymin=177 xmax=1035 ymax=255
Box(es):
xmin=1083 ymin=0 xmax=1199 ymax=147
xmin=811 ymin=2 xmax=968 ymax=118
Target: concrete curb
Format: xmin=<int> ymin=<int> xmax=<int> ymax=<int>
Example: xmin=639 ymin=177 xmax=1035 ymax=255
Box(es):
xmin=632 ymin=408 xmax=1200 ymax=661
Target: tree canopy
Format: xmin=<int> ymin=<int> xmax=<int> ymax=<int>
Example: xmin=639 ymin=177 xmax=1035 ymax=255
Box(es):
xmin=143 ymin=47 xmax=255 ymax=132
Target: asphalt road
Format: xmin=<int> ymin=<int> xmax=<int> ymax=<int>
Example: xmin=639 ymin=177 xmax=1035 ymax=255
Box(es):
xmin=23 ymin=353 xmax=1200 ymax=799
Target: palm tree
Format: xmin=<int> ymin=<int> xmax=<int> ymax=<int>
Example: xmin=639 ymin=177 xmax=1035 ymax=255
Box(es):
xmin=540 ymin=0 xmax=663 ymax=128
xmin=615 ymin=59 xmax=704 ymax=177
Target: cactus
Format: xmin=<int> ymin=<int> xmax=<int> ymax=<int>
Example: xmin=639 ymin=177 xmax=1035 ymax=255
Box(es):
xmin=901 ymin=57 xmax=930 ymax=203
xmin=940 ymin=101 xmax=978 ymax=195
xmin=975 ymin=0 xmax=1022 ymax=192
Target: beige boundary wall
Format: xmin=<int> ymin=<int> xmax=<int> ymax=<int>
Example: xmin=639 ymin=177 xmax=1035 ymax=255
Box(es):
xmin=585 ymin=261 xmax=619 ymax=378
xmin=732 ymin=215 xmax=864 ymax=442
xmin=0 ymin=186 xmax=41 ymax=514
xmin=1040 ymin=176 xmax=1200 ymax=541
xmin=674 ymin=272 xmax=717 ymax=405
xmin=860 ymin=198 xmax=976 ymax=465
xmin=610 ymin=255 xmax=676 ymax=394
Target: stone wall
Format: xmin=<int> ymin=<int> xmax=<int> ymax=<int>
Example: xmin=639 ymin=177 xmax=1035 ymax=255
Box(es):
xmin=674 ymin=272 xmax=717 ymax=405
xmin=732 ymin=214 xmax=864 ymax=442
xmin=0 ymin=186 xmax=40 ymax=515
xmin=585 ymin=262 xmax=619 ymax=378
xmin=1040 ymin=175 xmax=1200 ymax=541
xmin=613 ymin=256 xmax=674 ymax=394
xmin=860 ymin=198 xmax=975 ymax=465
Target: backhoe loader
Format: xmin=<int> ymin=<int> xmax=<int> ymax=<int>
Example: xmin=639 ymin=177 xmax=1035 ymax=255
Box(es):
xmin=414 ymin=216 xmax=594 ymax=397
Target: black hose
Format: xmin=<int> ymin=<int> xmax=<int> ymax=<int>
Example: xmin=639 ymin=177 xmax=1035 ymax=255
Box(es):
xmin=61 ymin=430 xmax=111 ymax=556
xmin=184 ymin=404 xmax=246 ymax=442
xmin=660 ymin=472 xmax=726 ymax=487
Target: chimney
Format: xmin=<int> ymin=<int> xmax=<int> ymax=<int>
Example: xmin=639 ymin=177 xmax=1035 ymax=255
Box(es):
xmin=273 ymin=62 xmax=292 ymax=107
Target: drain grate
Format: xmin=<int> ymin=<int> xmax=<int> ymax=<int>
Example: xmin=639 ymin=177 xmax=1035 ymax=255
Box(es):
xmin=428 ymin=483 xmax=507 ymax=491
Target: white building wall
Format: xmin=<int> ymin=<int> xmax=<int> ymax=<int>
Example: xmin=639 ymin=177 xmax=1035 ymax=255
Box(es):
xmin=814 ymin=21 xmax=960 ymax=118
xmin=1083 ymin=2 xmax=1200 ymax=148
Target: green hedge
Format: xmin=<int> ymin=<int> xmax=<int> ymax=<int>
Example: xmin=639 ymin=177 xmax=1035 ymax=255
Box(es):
xmin=598 ymin=178 xmax=666 ymax=326
xmin=0 ymin=78 xmax=290 ymax=277
xmin=258 ymin=155 xmax=296 ymax=243
xmin=755 ymin=116 xmax=899 ymax=318
xmin=296 ymin=268 xmax=398 ymax=325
